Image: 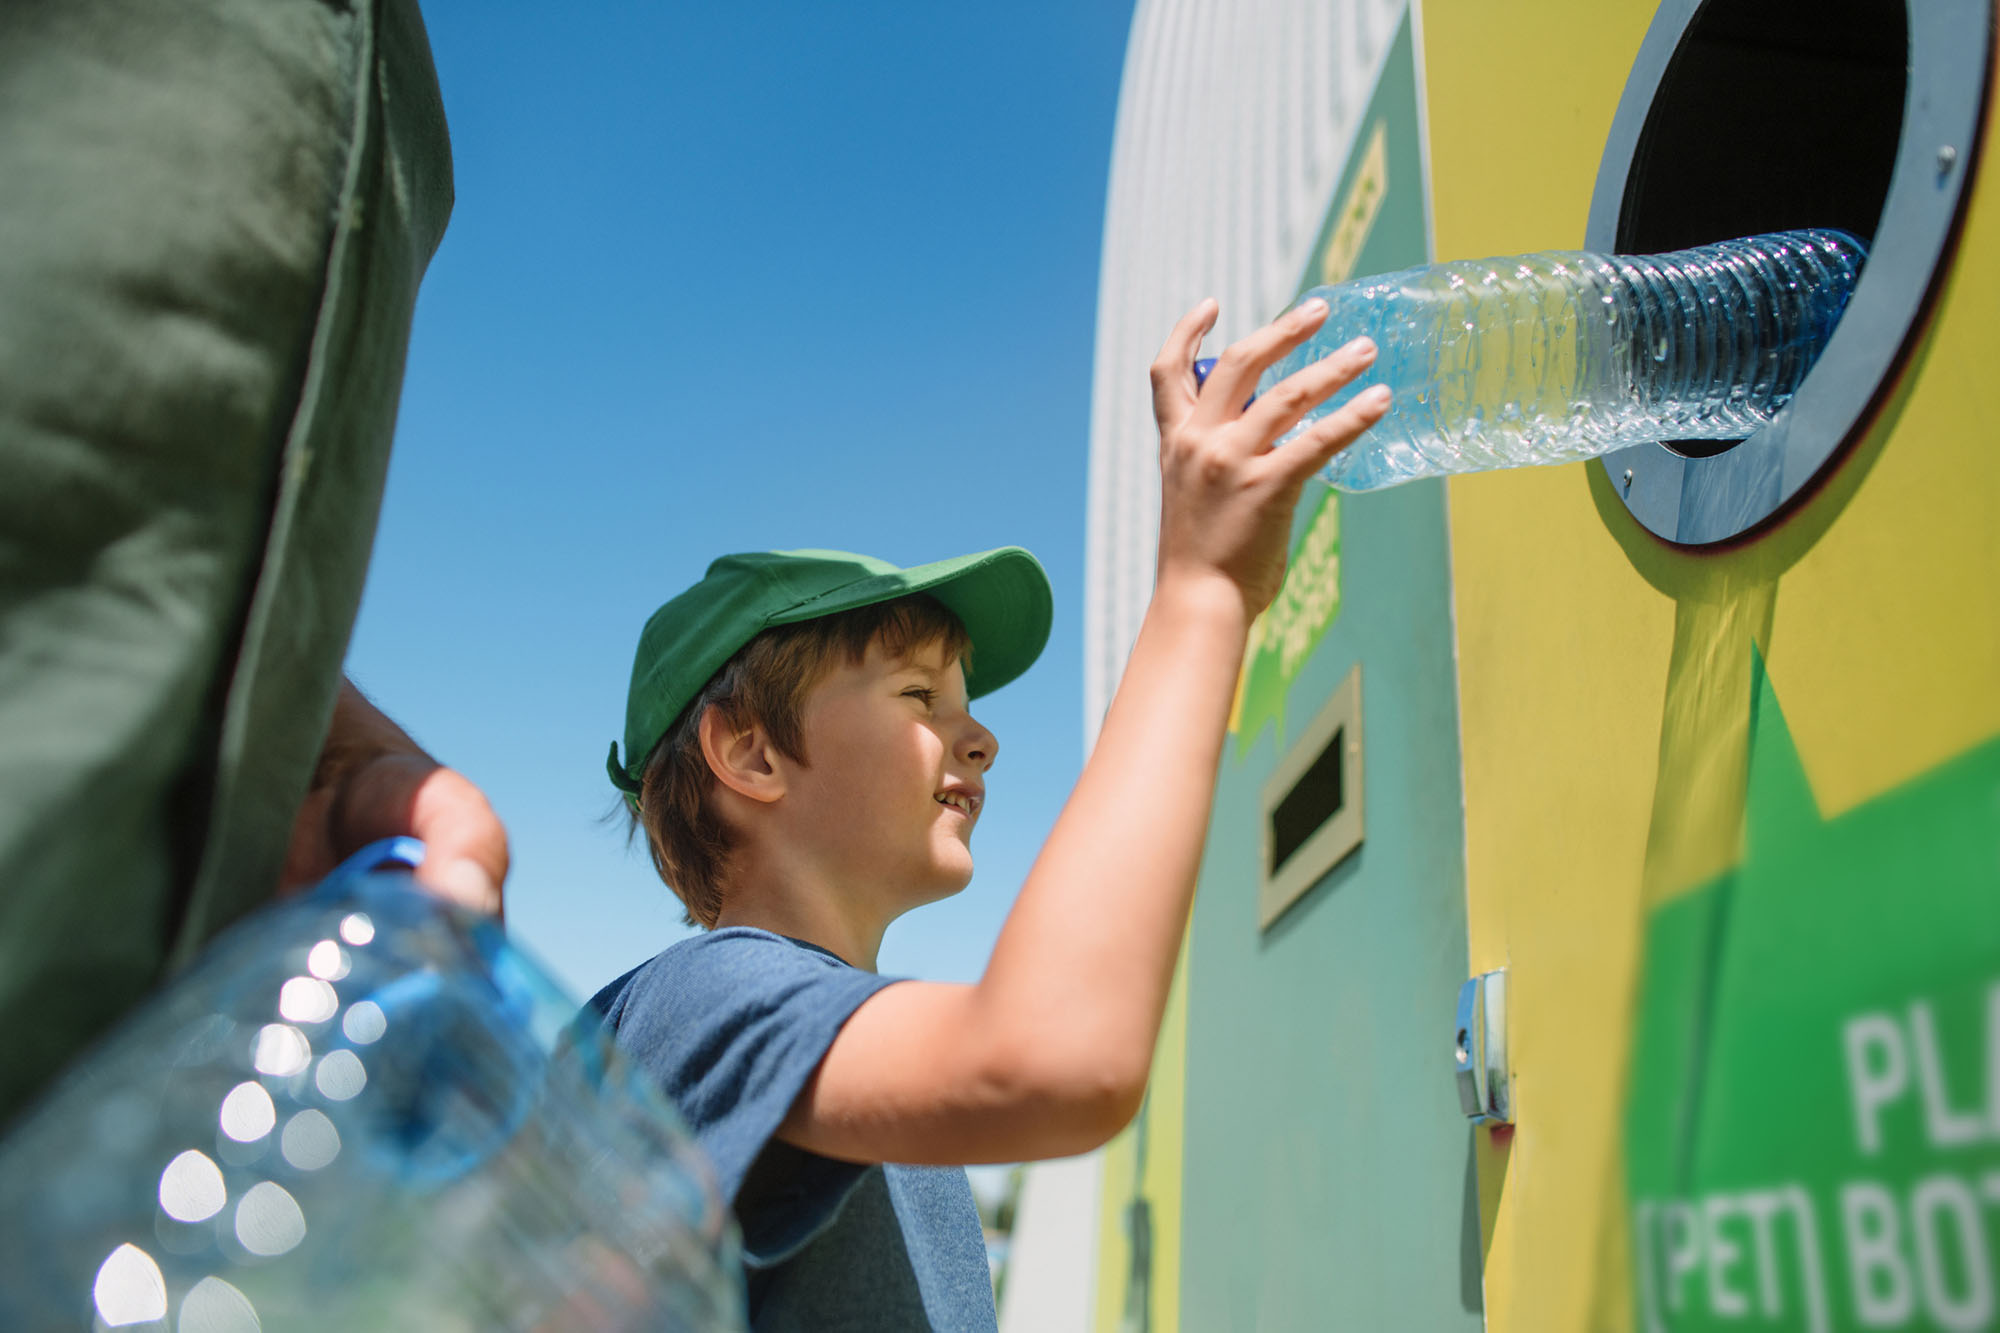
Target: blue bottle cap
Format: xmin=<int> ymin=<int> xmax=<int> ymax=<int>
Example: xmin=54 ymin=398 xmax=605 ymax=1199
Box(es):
xmin=1191 ymin=357 xmax=1256 ymax=411
xmin=315 ymin=836 xmax=426 ymax=896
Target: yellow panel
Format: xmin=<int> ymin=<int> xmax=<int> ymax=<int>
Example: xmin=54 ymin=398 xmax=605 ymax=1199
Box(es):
xmin=1092 ymin=1115 xmax=1135 ymax=1332
xmin=1092 ymin=933 xmax=1188 ymax=1333
xmin=1446 ymin=464 xmax=1672 ymax=1333
xmin=1763 ymin=227 xmax=2000 ymax=810
xmin=1423 ymin=3 xmax=1656 ymax=261
xmin=1424 ymin=3 xmax=2000 ymax=1332
xmin=1423 ymin=6 xmax=1676 ymax=1329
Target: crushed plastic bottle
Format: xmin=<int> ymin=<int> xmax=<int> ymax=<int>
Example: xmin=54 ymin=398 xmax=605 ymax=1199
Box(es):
xmin=1205 ymin=228 xmax=1866 ymax=491
xmin=0 ymin=839 xmax=745 ymax=1332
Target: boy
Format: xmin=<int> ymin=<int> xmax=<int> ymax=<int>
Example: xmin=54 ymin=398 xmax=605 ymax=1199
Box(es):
xmin=592 ymin=299 xmax=1388 ymax=1330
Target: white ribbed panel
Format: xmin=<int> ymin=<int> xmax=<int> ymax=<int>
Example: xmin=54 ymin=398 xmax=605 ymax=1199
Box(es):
xmin=1083 ymin=0 xmax=1408 ymax=744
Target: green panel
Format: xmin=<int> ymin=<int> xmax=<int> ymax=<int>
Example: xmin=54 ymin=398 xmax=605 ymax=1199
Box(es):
xmin=1625 ymin=656 xmax=2000 ymax=1332
xmin=1178 ymin=11 xmax=1483 ymax=1328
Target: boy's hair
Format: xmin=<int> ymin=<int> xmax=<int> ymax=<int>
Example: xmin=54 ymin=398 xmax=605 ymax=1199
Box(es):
xmin=631 ymin=593 xmax=972 ymax=927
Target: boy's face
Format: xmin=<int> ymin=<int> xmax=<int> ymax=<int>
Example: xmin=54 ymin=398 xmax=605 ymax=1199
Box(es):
xmin=781 ymin=636 xmax=997 ymax=913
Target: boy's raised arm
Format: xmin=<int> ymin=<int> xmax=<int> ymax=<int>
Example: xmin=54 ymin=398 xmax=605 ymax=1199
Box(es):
xmin=781 ymin=298 xmax=1389 ymax=1165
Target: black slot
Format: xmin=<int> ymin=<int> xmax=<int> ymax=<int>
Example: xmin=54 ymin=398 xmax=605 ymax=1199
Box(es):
xmin=1617 ymin=0 xmax=1907 ymax=258
xmin=1270 ymin=727 xmax=1345 ymax=876
xmin=1618 ymin=0 xmax=1909 ymax=460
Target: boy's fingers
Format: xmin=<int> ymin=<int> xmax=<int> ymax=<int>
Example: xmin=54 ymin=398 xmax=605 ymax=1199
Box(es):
xmin=1266 ymin=384 xmax=1393 ymax=486
xmin=1150 ymin=299 xmax=1218 ymax=422
xmin=1238 ymin=336 xmax=1378 ymax=448
xmin=1191 ymin=297 xmax=1329 ymax=425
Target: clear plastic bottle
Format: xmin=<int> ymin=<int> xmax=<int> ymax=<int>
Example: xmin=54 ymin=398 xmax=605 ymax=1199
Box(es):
xmin=0 ymin=839 xmax=745 ymax=1332
xmin=1216 ymin=228 xmax=1866 ymax=492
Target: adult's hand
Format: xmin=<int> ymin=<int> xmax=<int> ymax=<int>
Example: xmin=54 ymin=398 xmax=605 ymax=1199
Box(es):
xmin=281 ymin=677 xmax=510 ymax=917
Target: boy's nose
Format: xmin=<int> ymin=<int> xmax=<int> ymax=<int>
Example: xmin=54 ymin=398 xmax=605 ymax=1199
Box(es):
xmin=957 ymin=716 xmax=998 ymax=772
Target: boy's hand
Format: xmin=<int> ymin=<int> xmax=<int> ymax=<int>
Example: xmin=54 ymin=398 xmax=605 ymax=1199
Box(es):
xmin=1150 ymin=298 xmax=1389 ymax=616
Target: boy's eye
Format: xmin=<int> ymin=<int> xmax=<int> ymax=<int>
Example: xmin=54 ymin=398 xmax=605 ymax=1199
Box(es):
xmin=902 ymin=687 xmax=937 ymax=706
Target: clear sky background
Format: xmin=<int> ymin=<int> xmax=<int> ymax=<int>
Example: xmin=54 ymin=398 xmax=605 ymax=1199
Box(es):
xmin=346 ymin=3 xmax=1140 ymax=999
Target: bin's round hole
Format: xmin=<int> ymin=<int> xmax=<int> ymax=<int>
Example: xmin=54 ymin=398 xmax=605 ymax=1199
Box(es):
xmin=1621 ymin=0 xmax=1906 ymax=467
xmin=1617 ymin=0 xmax=1908 ymax=259
xmin=1661 ymin=436 xmax=1745 ymax=460
xmin=1588 ymin=0 xmax=1989 ymax=545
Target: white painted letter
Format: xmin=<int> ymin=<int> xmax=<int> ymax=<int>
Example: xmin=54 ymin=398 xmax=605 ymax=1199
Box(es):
xmin=1634 ymin=1202 xmax=1667 ymax=1333
xmin=1844 ymin=1181 xmax=1914 ymax=1326
xmin=1912 ymin=1001 xmax=1986 ymax=1148
xmin=1666 ymin=1201 xmax=1703 ymax=1313
xmin=1705 ymin=1194 xmax=1750 ymax=1316
xmin=1784 ymin=1186 xmax=1833 ymax=1333
xmin=1846 ymin=1013 xmax=1909 ymax=1156
xmin=1912 ymin=1174 xmax=1994 ymax=1333
xmin=1986 ymin=983 xmax=2000 ymax=1139
xmin=1742 ymin=1188 xmax=1786 ymax=1318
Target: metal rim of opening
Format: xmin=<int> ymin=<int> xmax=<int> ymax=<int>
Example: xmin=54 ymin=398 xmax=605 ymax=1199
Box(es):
xmin=1587 ymin=0 xmax=1994 ymax=547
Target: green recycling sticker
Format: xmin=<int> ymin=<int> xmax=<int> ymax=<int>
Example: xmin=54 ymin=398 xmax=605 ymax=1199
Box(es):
xmin=1626 ymin=652 xmax=2000 ymax=1332
xmin=1233 ymin=485 xmax=1341 ymax=754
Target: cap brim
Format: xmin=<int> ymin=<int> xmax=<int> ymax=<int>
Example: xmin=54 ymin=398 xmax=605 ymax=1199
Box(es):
xmin=769 ymin=546 xmax=1053 ymax=700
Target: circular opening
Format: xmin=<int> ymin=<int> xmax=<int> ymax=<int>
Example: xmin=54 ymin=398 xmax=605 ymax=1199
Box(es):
xmin=1616 ymin=0 xmax=1908 ymax=459
xmin=1592 ymin=0 xmax=1988 ymax=545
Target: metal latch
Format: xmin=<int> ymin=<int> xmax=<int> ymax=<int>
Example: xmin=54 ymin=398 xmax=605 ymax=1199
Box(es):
xmin=1454 ymin=969 xmax=1510 ymax=1125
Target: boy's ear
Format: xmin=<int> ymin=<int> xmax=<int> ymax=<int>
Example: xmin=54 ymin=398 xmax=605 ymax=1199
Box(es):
xmin=697 ymin=706 xmax=785 ymax=805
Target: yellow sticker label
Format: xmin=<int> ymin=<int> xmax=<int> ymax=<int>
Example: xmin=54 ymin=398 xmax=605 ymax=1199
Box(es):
xmin=1320 ymin=120 xmax=1390 ymax=287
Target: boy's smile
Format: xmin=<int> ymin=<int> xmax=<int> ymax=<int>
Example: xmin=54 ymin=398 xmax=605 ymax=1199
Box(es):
xmin=934 ymin=785 xmax=981 ymax=818
xmin=780 ymin=639 xmax=998 ymax=914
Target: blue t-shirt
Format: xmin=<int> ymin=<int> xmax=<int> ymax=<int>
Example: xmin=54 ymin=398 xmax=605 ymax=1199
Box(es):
xmin=589 ymin=928 xmax=998 ymax=1332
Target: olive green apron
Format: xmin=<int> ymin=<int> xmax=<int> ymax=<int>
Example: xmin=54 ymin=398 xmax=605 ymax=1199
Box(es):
xmin=0 ymin=0 xmax=452 ymax=1124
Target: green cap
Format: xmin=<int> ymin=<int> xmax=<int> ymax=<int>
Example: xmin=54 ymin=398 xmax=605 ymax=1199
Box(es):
xmin=608 ymin=547 xmax=1053 ymax=805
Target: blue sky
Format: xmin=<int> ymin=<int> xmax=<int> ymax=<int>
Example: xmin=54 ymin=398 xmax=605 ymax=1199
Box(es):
xmin=346 ymin=4 xmax=1139 ymax=997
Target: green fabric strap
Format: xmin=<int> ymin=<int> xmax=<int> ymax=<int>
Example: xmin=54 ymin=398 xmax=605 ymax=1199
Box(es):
xmin=608 ymin=743 xmax=642 ymax=796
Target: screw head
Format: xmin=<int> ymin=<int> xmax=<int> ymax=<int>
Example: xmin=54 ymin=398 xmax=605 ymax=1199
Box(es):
xmin=1938 ymin=145 xmax=1959 ymax=174
xmin=1622 ymin=468 xmax=1635 ymax=491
